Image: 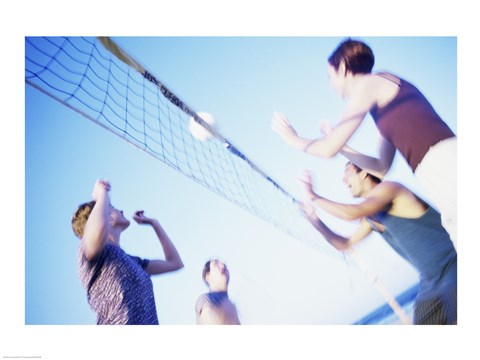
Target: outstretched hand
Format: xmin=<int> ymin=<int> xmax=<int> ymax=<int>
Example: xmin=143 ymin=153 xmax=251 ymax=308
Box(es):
xmin=298 ymin=170 xmax=316 ymax=201
xmin=271 ymin=111 xmax=299 ymax=145
xmin=133 ymin=210 xmax=156 ymax=225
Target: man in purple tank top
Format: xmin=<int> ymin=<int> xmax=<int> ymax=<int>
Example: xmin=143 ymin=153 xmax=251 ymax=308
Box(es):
xmin=271 ymin=38 xmax=456 ymax=248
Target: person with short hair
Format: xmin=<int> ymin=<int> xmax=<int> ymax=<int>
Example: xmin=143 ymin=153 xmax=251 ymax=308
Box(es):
xmin=299 ymin=163 xmax=456 ymax=325
xmin=195 ymin=259 xmax=240 ymax=325
xmin=272 ymin=38 xmax=457 ymax=247
xmin=71 ymin=179 xmax=184 ymax=325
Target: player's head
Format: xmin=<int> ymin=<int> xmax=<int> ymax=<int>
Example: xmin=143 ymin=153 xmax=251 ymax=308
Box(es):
xmin=71 ymin=201 xmax=130 ymax=239
xmin=328 ymin=38 xmax=375 ymax=75
xmin=202 ymin=259 xmax=230 ymax=290
xmin=343 ymin=162 xmax=382 ymax=198
xmin=109 ymin=205 xmax=131 ymax=231
xmin=71 ymin=200 xmax=96 ymax=239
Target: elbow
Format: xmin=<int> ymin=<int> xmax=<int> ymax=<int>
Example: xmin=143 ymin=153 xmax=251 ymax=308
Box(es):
xmin=337 ymin=244 xmax=350 ymax=252
xmin=164 ymin=257 xmax=184 ymax=272
xmin=304 ymin=139 xmax=339 ymax=159
xmin=328 ymin=238 xmax=350 ymax=252
xmin=341 ymin=207 xmax=365 ymax=221
xmin=174 ymin=259 xmax=185 ymax=271
xmin=340 ymin=212 xmax=361 ymax=221
xmin=344 ymin=214 xmax=358 ymax=221
xmin=321 ymin=138 xmax=344 ymax=158
xmin=165 ymin=253 xmax=184 ymax=271
xmin=322 ymin=148 xmax=340 ymax=159
xmin=312 ymin=147 xmax=338 ymax=159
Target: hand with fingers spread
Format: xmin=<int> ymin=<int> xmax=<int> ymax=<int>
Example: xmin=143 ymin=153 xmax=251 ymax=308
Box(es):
xmin=298 ymin=170 xmax=317 ymax=202
xmin=271 ymin=111 xmax=299 ymax=146
xmin=132 ymin=210 xmax=184 ymax=275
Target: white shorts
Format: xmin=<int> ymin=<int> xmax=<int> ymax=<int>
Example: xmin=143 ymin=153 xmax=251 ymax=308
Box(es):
xmin=415 ymin=137 xmax=457 ymax=249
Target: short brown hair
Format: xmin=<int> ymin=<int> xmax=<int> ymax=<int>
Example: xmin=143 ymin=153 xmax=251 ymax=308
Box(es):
xmin=328 ymin=38 xmax=374 ymax=75
xmin=71 ymin=200 xmax=96 ymax=239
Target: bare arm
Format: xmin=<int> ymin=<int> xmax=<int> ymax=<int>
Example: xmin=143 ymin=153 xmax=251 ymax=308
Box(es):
xmin=272 ymin=79 xmax=376 ymax=158
xmin=340 ymin=136 xmax=396 ymax=179
xmin=300 ymin=202 xmax=373 ymax=251
xmin=300 ymin=171 xmax=398 ymax=221
xmin=82 ymin=179 xmax=111 ymax=260
xmin=133 ymin=211 xmax=184 ymax=275
xmin=272 ymin=110 xmax=366 ymax=158
xmin=310 ymin=192 xmax=387 ymax=221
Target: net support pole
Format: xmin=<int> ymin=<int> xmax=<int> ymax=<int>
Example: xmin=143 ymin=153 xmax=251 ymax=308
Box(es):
xmin=347 ymin=248 xmax=413 ymax=325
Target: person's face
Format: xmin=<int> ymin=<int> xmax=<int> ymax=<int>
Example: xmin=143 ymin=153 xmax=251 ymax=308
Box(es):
xmin=327 ymin=63 xmax=347 ymax=98
xmin=206 ymin=260 xmax=230 ymax=287
xmin=342 ymin=164 xmax=364 ymax=198
xmin=109 ymin=205 xmax=130 ymax=229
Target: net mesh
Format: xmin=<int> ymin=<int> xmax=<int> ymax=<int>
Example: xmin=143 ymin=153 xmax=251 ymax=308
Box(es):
xmin=25 ymin=36 xmax=340 ymax=255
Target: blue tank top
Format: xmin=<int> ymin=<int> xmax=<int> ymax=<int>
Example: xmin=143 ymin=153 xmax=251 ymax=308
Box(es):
xmin=368 ymin=207 xmax=456 ymax=284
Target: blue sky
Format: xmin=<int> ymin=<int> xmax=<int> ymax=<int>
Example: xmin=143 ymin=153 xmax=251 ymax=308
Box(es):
xmin=25 ymin=35 xmax=459 ymax=326
xmin=25 ymin=34 xmax=461 ymax=339
xmin=3 ymin=2 xmax=480 ymax=358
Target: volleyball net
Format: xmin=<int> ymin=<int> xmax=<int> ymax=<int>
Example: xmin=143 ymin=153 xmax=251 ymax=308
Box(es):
xmin=25 ymin=36 xmax=339 ymax=255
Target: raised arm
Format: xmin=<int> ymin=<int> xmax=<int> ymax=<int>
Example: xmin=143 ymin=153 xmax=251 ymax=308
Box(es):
xmin=340 ymin=136 xmax=396 ymax=179
xmin=82 ymin=179 xmax=111 ymax=260
xmin=300 ymin=202 xmax=373 ymax=251
xmin=300 ymin=171 xmax=398 ymax=221
xmin=133 ymin=211 xmax=184 ymax=275
xmin=271 ymin=110 xmax=365 ymax=158
xmin=319 ymin=121 xmax=396 ymax=179
xmin=272 ymin=79 xmax=376 ymax=158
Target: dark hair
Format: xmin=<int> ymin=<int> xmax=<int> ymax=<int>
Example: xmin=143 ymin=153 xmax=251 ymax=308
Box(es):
xmin=71 ymin=200 xmax=96 ymax=239
xmin=202 ymin=260 xmax=212 ymax=285
xmin=328 ymin=38 xmax=374 ymax=75
xmin=348 ymin=162 xmax=382 ymax=184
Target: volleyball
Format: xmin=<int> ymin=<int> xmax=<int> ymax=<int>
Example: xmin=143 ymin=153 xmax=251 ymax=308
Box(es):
xmin=188 ymin=112 xmax=216 ymax=141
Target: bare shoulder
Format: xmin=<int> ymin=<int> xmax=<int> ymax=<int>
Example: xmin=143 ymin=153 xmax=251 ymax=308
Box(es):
xmin=380 ymin=181 xmax=418 ymax=203
xmin=195 ymin=293 xmax=208 ymax=313
xmin=375 ymin=72 xmax=400 ymax=84
xmin=370 ymin=73 xmax=401 ymax=108
xmin=349 ymin=74 xmax=385 ymax=108
xmin=352 ymin=74 xmax=376 ymax=93
xmin=383 ymin=181 xmax=413 ymax=194
xmin=374 ymin=180 xmax=402 ymax=192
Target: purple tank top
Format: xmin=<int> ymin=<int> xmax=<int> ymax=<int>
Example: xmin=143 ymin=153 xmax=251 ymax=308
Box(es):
xmin=370 ymin=74 xmax=455 ymax=171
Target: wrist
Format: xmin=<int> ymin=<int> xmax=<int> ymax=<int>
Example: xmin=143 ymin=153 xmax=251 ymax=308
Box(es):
xmin=94 ymin=191 xmax=109 ymax=204
xmin=285 ymin=134 xmax=303 ymax=149
xmin=149 ymin=219 xmax=160 ymax=227
xmin=302 ymin=139 xmax=317 ymax=153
